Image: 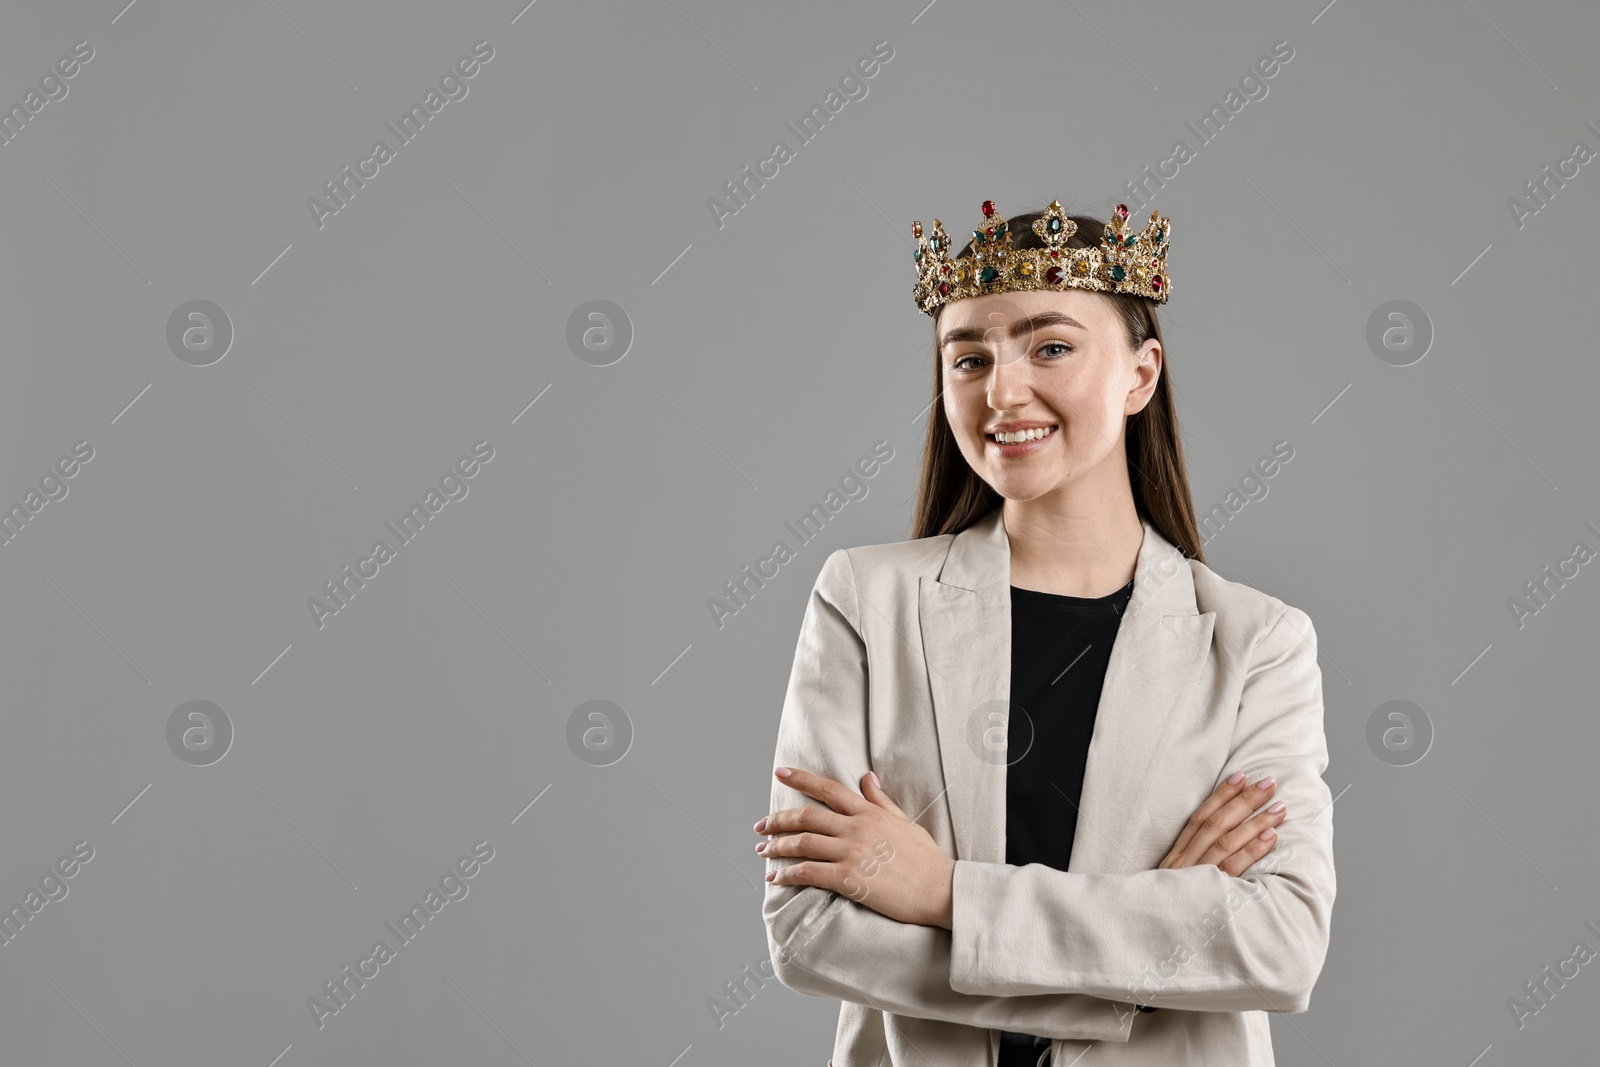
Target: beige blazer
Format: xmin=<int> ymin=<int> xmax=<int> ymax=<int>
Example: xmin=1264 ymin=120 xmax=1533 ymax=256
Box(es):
xmin=762 ymin=506 xmax=1335 ymax=1066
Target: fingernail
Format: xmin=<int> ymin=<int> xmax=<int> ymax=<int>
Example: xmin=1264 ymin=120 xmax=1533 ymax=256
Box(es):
xmin=1256 ymin=776 xmax=1275 ymax=790
xmin=775 ymin=767 xmax=792 ymax=778
xmin=868 ymin=771 xmax=881 ymax=789
xmin=1227 ymin=771 xmax=1244 ymax=785
xmin=1266 ymin=801 xmax=1286 ymax=815
xmin=754 ymin=817 xmax=768 ymax=832
xmin=1259 ymin=827 xmax=1276 ymax=841
xmin=755 ymin=841 xmax=766 ymax=853
xmin=765 ymin=870 xmax=776 ymax=882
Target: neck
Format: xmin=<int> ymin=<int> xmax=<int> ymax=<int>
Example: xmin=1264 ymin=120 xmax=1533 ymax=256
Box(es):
xmin=1002 ymin=487 xmax=1144 ymax=598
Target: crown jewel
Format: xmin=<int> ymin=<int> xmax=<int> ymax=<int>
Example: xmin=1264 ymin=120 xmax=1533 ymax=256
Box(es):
xmin=911 ymin=199 xmax=1171 ymax=314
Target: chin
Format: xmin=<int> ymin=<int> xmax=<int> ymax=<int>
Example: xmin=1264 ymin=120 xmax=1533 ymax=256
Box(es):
xmin=987 ymin=471 xmax=1066 ymax=501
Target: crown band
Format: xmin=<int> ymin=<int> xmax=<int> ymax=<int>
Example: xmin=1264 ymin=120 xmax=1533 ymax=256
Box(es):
xmin=911 ymin=199 xmax=1171 ymax=315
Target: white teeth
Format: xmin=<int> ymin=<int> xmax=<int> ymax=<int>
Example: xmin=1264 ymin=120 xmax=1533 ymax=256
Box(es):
xmin=990 ymin=426 xmax=1055 ymax=444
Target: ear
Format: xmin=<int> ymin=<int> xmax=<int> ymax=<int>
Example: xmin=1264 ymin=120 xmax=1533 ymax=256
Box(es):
xmin=1126 ymin=337 xmax=1162 ymax=416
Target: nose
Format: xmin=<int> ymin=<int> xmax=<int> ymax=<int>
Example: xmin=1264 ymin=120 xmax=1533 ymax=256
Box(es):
xmin=986 ymin=344 xmax=1033 ymax=410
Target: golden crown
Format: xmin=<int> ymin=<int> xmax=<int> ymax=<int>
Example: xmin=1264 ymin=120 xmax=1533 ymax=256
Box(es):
xmin=911 ymin=199 xmax=1171 ymax=315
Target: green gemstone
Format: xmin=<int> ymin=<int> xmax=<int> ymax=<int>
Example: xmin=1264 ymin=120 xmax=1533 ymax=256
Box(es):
xmin=980 ymin=266 xmax=999 ymax=283
xmin=1110 ymin=265 xmax=1126 ymax=282
xmin=914 ymin=249 xmax=922 ymax=261
xmin=1154 ymin=229 xmax=1164 ymax=244
xmin=1048 ymin=217 xmax=1062 ymax=233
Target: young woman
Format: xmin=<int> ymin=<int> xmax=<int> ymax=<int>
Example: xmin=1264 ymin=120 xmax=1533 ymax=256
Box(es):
xmin=755 ymin=200 xmax=1335 ymax=1066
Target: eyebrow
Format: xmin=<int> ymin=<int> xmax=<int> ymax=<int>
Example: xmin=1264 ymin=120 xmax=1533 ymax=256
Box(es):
xmin=938 ymin=311 xmax=1087 ymax=350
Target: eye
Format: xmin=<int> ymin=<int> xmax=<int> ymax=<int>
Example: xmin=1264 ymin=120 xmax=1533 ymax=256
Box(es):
xmin=1038 ymin=342 xmax=1073 ymax=359
xmin=950 ymin=354 xmax=986 ymax=372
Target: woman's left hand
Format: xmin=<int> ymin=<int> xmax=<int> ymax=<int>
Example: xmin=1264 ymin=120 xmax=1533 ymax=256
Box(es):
xmin=756 ymin=766 xmax=956 ymax=929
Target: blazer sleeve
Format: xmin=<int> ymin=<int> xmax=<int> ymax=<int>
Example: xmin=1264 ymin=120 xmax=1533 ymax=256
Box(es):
xmin=761 ymin=549 xmax=1136 ymax=1043
xmin=946 ymin=604 xmax=1337 ymax=1014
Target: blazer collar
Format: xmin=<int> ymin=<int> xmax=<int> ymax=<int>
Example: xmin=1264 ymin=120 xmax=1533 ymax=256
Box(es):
xmin=918 ymin=506 xmax=1216 ymax=873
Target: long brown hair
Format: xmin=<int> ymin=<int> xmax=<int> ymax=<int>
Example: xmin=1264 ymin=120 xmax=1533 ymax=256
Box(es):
xmin=910 ymin=208 xmax=1206 ymax=563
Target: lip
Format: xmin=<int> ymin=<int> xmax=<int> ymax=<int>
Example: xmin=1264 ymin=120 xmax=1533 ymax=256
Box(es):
xmin=985 ymin=420 xmax=1057 ymax=434
xmin=986 ymin=423 xmax=1057 ymax=456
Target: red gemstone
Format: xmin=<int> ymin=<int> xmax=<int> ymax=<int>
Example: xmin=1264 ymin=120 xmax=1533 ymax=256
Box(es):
xmin=1115 ymin=204 xmax=1129 ymax=220
xmin=1050 ymin=249 xmax=1061 ymax=259
xmin=912 ymin=220 xmax=923 ymax=238
xmin=1152 ymin=277 xmax=1163 ymax=289
xmin=981 ymin=200 xmax=996 ymax=217
xmin=938 ymin=282 xmax=949 ymax=296
xmin=1045 ymin=266 xmax=1064 ymax=285
xmin=941 ymin=264 xmax=950 ymax=274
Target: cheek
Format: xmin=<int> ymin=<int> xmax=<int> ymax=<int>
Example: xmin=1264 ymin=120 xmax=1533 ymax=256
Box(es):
xmin=942 ymin=389 xmax=991 ymax=460
xmin=1050 ymin=371 xmax=1121 ymax=422
xmin=942 ymin=382 xmax=979 ymax=431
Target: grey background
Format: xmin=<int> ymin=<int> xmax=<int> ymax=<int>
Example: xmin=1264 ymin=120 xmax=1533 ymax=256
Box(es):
xmin=0 ymin=0 xmax=1595 ymax=1064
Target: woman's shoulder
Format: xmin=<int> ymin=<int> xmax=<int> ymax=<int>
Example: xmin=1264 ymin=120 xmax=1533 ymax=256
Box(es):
xmin=1187 ymin=554 xmax=1317 ymax=649
xmin=824 ymin=532 xmax=953 ymax=579
xmin=811 ymin=532 xmax=952 ymax=601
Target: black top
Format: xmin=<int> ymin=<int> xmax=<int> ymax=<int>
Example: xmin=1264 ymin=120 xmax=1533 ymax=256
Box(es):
xmin=997 ymin=578 xmax=1135 ymax=1059
xmin=1004 ymin=579 xmax=1133 ymax=870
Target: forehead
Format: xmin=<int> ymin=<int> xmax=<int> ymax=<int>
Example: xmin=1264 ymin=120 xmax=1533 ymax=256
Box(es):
xmin=937 ymin=288 xmax=1115 ymax=335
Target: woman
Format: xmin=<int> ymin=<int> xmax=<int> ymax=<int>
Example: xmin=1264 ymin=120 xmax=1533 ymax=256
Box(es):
xmin=755 ymin=199 xmax=1335 ymax=1066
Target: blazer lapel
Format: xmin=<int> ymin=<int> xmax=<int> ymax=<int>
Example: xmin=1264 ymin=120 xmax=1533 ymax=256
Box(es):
xmin=918 ymin=507 xmax=1216 ymax=874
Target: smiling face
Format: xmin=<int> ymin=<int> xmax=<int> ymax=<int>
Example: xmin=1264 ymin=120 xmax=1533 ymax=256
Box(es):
xmin=937 ymin=288 xmax=1162 ymax=507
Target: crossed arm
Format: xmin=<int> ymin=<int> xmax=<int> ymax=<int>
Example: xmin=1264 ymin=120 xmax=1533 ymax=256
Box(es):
xmin=759 ymin=550 xmax=1335 ymax=1037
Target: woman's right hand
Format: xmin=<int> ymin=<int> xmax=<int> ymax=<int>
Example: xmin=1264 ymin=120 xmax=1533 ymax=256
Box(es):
xmin=1157 ymin=771 xmax=1286 ymax=875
